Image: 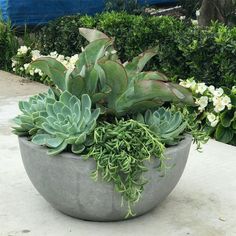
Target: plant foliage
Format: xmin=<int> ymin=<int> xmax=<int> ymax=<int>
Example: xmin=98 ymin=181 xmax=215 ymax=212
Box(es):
xmin=35 ymin=12 xmax=236 ymax=88
xmin=85 ymin=119 xmax=166 ymax=218
xmin=31 ymin=28 xmax=194 ymax=117
xmin=12 ymin=89 xmax=55 ymax=136
xmin=136 ymin=108 xmax=187 ymax=145
xmin=32 ymin=92 xmax=100 ymax=155
xmin=0 ymin=18 xmax=18 ymax=70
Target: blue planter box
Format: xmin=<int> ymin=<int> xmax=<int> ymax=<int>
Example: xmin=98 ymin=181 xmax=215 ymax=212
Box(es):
xmin=0 ymin=0 xmax=176 ymax=26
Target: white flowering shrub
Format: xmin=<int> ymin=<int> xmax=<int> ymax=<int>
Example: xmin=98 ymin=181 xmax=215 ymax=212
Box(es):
xmin=180 ymin=78 xmax=236 ymax=145
xmin=12 ymin=46 xmax=79 ymax=85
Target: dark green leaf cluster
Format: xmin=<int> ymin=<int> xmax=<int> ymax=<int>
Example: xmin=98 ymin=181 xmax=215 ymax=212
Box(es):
xmin=36 ymin=12 xmax=236 ymax=87
xmin=85 ymin=119 xmax=166 ymax=218
xmin=0 ymin=19 xmax=18 ymax=71
xmin=104 ymin=0 xmax=146 ymax=15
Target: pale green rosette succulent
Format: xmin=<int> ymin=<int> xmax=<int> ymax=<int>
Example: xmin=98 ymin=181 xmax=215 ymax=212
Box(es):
xmin=136 ymin=107 xmax=187 ymax=145
xmin=12 ymin=88 xmax=55 ymax=136
xmin=32 ymin=92 xmax=100 ymax=155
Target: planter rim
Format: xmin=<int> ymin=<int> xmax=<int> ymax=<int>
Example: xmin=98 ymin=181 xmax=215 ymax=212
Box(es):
xmin=19 ymin=134 xmax=192 ymax=160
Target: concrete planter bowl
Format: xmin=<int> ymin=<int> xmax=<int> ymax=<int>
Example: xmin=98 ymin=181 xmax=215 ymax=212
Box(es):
xmin=18 ymin=135 xmax=192 ymax=221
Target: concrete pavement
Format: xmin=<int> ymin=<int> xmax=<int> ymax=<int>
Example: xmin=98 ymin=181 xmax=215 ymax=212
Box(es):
xmin=0 ymin=71 xmax=236 ymax=236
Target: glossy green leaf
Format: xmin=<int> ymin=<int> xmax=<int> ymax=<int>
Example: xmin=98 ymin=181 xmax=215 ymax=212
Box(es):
xmin=215 ymin=124 xmax=234 ymax=143
xmin=220 ymin=110 xmax=234 ymax=127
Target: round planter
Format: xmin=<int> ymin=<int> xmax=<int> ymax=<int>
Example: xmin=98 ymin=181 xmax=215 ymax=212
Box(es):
xmin=18 ymin=135 xmax=192 ymax=221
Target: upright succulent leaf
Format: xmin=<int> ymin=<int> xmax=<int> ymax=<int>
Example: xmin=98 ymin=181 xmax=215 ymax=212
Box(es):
xmin=30 ymin=57 xmax=67 ymax=91
xmin=79 ymin=28 xmax=109 ymax=42
xmin=81 ymin=38 xmax=113 ymax=66
xmin=124 ymin=48 xmax=158 ymax=77
xmin=99 ymin=60 xmax=128 ymax=110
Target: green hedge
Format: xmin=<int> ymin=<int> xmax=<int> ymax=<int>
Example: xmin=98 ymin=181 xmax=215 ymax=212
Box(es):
xmin=0 ymin=20 xmax=18 ymax=71
xmin=36 ymin=12 xmax=236 ymax=88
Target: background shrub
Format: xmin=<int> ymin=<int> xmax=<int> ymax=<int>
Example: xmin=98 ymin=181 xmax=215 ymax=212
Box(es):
xmin=104 ymin=0 xmax=146 ymax=14
xmin=35 ymin=12 xmax=236 ymax=88
xmin=0 ymin=19 xmax=18 ymax=71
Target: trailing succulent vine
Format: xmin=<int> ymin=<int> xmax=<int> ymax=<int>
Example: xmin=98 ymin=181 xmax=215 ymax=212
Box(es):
xmin=84 ymin=119 xmax=166 ymax=218
xmin=13 ymin=28 xmax=208 ymax=218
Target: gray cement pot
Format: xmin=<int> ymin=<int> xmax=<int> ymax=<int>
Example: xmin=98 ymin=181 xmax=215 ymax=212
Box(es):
xmin=18 ymin=135 xmax=192 ymax=221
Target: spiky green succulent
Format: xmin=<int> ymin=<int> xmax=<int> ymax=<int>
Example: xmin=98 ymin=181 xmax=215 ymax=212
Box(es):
xmin=30 ymin=28 xmax=194 ymax=117
xmin=32 ymin=92 xmax=100 ymax=155
xmin=136 ymin=108 xmax=187 ymax=145
xmin=12 ymin=89 xmax=55 ymax=136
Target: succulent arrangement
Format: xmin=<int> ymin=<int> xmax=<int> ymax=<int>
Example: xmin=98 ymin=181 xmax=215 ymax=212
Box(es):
xmin=13 ymin=28 xmax=206 ymax=217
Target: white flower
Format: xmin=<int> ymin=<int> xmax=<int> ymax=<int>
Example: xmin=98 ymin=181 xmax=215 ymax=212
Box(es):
xmin=196 ymin=82 xmax=207 ymax=95
xmin=19 ymin=67 xmax=24 ymax=71
xmin=57 ymin=55 xmax=65 ymax=62
xmin=179 ymin=79 xmax=196 ymax=90
xmin=191 ymin=20 xmax=198 ymax=25
xmin=208 ymin=85 xmax=215 ymax=94
xmin=17 ymin=46 xmax=29 ymax=55
xmin=196 ymin=96 xmax=208 ymax=112
xmin=180 ymin=16 xmax=186 ymax=20
xmin=69 ymin=54 xmax=79 ymax=65
xmin=211 ymin=118 xmax=219 ymax=127
xmin=213 ymin=97 xmax=225 ymax=113
xmin=207 ymin=113 xmax=219 ymax=127
xmin=232 ymin=86 xmax=236 ymax=93
xmin=50 ymin=51 xmax=58 ymax=58
xmin=29 ymin=69 xmax=35 ymax=76
xmin=24 ymin=63 xmax=30 ymax=70
xmin=221 ymin=95 xmax=231 ymax=106
xmin=12 ymin=60 xmax=17 ymax=67
xmin=34 ymin=68 xmax=43 ymax=76
xmin=66 ymin=63 xmax=75 ymax=70
xmin=31 ymin=50 xmax=41 ymax=61
xmin=207 ymin=113 xmax=216 ymax=123
xmin=111 ymin=50 xmax=117 ymax=54
xmin=227 ymin=104 xmax=232 ymax=110
xmin=213 ymin=88 xmax=224 ymax=97
xmin=196 ymin=10 xmax=200 ymax=17
xmin=13 ymin=68 xmax=16 ymax=72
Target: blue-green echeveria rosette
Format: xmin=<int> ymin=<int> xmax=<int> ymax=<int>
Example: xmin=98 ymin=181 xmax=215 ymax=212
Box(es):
xmin=136 ymin=107 xmax=187 ymax=146
xmin=12 ymin=89 xmax=55 ymax=136
xmin=32 ymin=91 xmax=100 ymax=155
